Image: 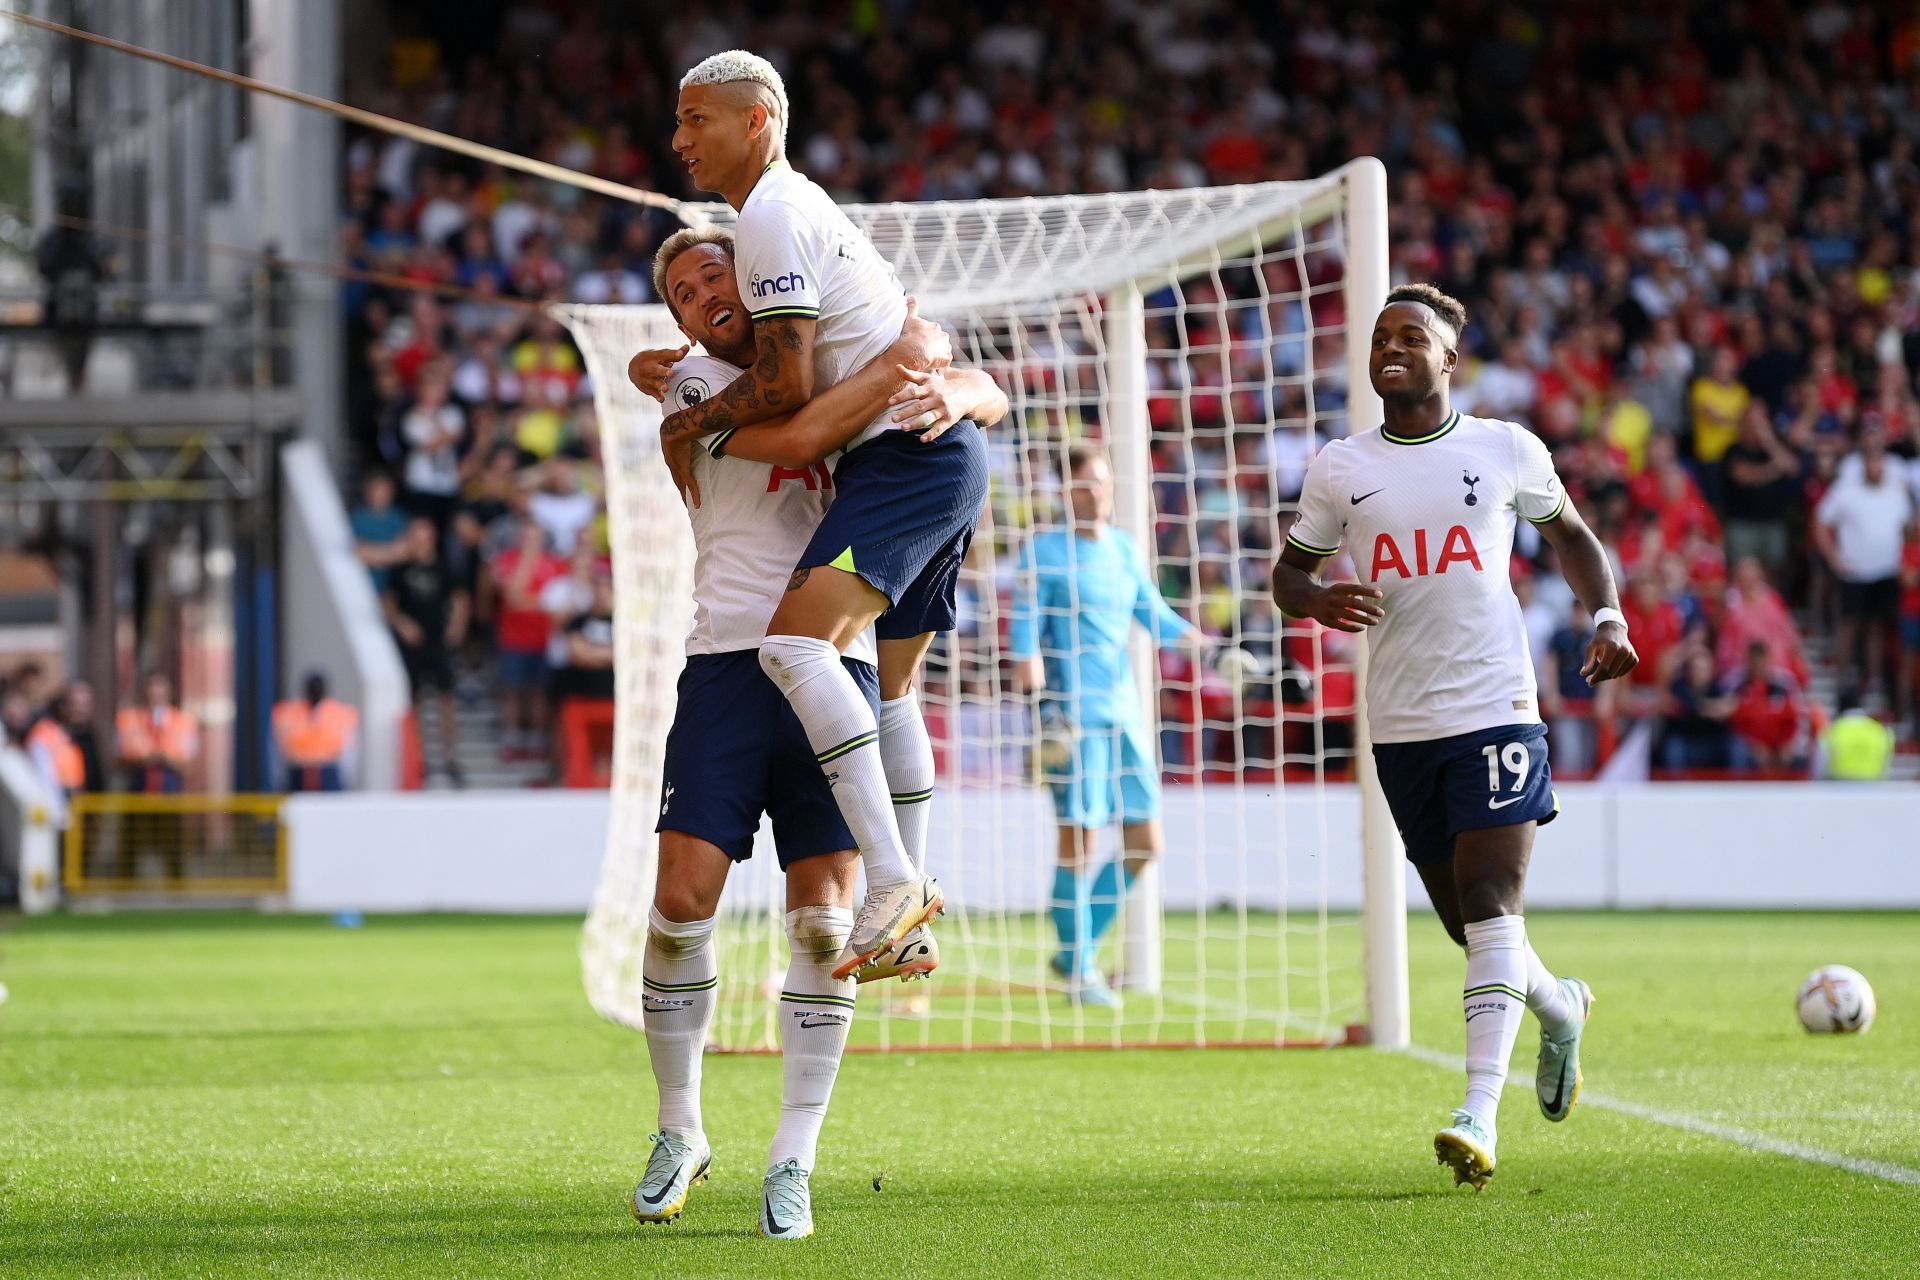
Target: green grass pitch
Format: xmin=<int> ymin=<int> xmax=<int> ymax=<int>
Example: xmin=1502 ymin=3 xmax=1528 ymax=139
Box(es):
xmin=1 ymin=910 xmax=1915 ymax=1278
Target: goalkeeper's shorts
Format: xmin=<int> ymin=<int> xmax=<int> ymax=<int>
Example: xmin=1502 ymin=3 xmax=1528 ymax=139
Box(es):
xmin=1046 ymin=719 xmax=1161 ymax=830
xmin=795 ymin=419 xmax=989 ymax=640
xmin=656 ymin=649 xmax=879 ymax=865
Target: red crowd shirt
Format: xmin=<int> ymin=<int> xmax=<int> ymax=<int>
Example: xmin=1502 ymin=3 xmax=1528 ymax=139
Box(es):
xmin=493 ymin=550 xmax=565 ymax=654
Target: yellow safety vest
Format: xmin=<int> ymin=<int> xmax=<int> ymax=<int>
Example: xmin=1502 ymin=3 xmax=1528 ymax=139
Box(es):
xmin=1823 ymin=713 xmax=1894 ymax=781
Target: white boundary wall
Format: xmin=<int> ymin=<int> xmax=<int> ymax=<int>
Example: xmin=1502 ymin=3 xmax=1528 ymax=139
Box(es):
xmin=285 ymin=783 xmax=1920 ymax=914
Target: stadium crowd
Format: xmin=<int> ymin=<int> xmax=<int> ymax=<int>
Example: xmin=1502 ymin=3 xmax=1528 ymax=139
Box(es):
xmin=333 ymin=0 xmax=1920 ymax=781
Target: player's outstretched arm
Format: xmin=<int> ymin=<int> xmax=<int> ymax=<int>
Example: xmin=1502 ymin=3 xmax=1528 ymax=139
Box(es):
xmin=1271 ymin=544 xmax=1385 ymax=633
xmin=1533 ymin=498 xmax=1638 ymax=686
xmin=716 ymin=300 xmax=955 ymax=469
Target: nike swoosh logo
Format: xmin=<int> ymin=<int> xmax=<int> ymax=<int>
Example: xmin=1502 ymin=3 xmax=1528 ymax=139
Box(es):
xmin=1350 ymin=489 xmax=1385 ymax=505
xmin=764 ymin=1191 xmax=792 ymax=1235
xmin=639 ymin=1182 xmax=675 ymax=1206
xmin=1545 ymin=1059 xmax=1570 ymax=1114
xmin=1464 ymin=1010 xmax=1495 ymax=1022
xmin=1488 ymin=795 xmax=1525 ymax=810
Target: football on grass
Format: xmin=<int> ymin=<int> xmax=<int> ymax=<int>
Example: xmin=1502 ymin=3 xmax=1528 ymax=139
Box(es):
xmin=1796 ymin=965 xmax=1876 ymax=1034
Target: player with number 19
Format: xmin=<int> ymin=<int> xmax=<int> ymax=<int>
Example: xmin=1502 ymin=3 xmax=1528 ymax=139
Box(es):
xmin=1272 ymin=284 xmax=1637 ymax=1190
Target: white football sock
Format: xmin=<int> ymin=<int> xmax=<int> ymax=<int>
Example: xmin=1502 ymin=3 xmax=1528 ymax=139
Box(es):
xmin=1459 ymin=914 xmax=1529 ymax=1131
xmin=1524 ymin=939 xmax=1573 ymax=1033
xmin=641 ymin=907 xmax=717 ymax=1142
xmin=770 ymin=905 xmax=856 ymax=1172
xmin=760 ymin=634 xmax=913 ymax=888
xmin=877 ymin=692 xmax=935 ymax=873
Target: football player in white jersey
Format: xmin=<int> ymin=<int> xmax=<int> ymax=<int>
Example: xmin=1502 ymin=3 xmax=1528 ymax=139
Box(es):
xmin=654 ymin=50 xmax=989 ymax=979
xmin=628 ymin=225 xmax=1006 ymax=1241
xmin=1272 ymin=284 xmax=1637 ymax=1190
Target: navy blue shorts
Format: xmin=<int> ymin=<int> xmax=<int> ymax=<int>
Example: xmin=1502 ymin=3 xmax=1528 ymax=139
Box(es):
xmin=496 ymin=647 xmax=548 ymax=693
xmin=797 ymin=421 xmax=990 ymax=641
xmin=1371 ymin=722 xmax=1559 ymax=866
xmin=656 ymin=649 xmax=878 ymax=867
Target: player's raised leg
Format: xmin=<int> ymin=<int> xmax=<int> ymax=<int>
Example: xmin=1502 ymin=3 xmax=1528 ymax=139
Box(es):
xmin=764 ymin=423 xmax=987 ymax=976
xmin=872 ymin=638 xmax=943 ymax=974
xmin=762 ymin=852 xmax=860 ymax=1240
xmin=632 ymin=832 xmax=728 ymax=1223
xmin=876 ymin=635 xmax=937 ymax=873
xmin=860 ymin=635 xmax=942 ymax=982
xmin=760 ymin=571 xmax=941 ymax=975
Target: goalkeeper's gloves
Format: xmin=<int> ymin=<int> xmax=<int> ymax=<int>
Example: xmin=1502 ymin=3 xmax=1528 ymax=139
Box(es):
xmin=1276 ymin=661 xmax=1315 ymax=706
xmin=1207 ymin=644 xmax=1268 ymax=686
xmin=1035 ymin=700 xmax=1077 ymax=775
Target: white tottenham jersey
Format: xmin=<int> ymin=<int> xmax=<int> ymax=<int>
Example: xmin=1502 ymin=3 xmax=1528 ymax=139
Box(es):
xmin=733 ymin=160 xmax=908 ymax=450
xmin=667 ymin=353 xmax=875 ymax=663
xmin=1287 ymin=410 xmax=1567 ymax=744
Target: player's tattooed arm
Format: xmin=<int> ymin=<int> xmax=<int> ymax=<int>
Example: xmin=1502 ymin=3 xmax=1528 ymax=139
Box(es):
xmin=659 ymin=315 xmax=818 ymax=442
xmin=659 ymin=315 xmax=817 ymax=506
xmin=1271 ymin=542 xmax=1385 ymax=633
xmin=1534 ymin=498 xmax=1638 ymax=685
xmin=718 ymin=299 xmax=953 ymax=468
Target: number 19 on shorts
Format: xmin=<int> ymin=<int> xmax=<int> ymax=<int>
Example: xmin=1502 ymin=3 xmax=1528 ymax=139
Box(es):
xmin=1482 ymin=741 xmax=1530 ymax=807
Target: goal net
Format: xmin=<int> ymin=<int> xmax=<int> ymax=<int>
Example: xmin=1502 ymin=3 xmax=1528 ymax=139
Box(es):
xmin=558 ymin=160 xmax=1406 ymax=1052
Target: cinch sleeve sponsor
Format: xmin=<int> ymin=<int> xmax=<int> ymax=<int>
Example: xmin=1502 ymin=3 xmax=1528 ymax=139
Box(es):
xmin=734 ymin=197 xmax=822 ymax=320
xmin=1286 ymin=445 xmax=1345 ymax=555
xmin=1511 ymin=422 xmax=1567 ymax=524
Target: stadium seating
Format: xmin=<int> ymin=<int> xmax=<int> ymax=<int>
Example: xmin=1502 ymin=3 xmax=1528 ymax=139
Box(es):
xmin=334 ymin=0 xmax=1920 ymax=781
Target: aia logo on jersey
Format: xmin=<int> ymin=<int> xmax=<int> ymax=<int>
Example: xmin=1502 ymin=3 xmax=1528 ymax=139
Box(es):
xmin=768 ymin=461 xmax=834 ymax=493
xmin=750 ymin=270 xmax=806 ymax=298
xmin=1368 ymin=527 xmax=1484 ymax=581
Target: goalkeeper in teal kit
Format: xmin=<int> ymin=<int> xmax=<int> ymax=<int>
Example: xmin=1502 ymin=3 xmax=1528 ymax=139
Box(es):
xmin=1009 ymin=444 xmax=1261 ymax=1007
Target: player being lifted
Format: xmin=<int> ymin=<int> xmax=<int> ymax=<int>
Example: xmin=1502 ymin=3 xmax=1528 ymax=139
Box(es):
xmin=630 ymin=226 xmax=1005 ymax=1240
xmin=1008 ymin=443 xmax=1261 ymax=1007
xmin=1272 ymin=285 xmax=1636 ymax=1189
xmin=656 ymin=51 xmax=989 ymax=978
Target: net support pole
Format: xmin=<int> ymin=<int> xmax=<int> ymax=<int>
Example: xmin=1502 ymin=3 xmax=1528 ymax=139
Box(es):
xmin=1103 ymin=283 xmax=1164 ymax=996
xmin=1342 ymin=157 xmax=1410 ymax=1049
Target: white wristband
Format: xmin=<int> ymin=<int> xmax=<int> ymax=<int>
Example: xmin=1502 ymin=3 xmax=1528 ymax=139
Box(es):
xmin=1592 ymin=606 xmax=1628 ymax=631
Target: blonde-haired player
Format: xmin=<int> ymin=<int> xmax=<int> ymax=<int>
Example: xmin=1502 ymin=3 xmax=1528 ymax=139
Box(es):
xmin=656 ymin=50 xmax=989 ymax=982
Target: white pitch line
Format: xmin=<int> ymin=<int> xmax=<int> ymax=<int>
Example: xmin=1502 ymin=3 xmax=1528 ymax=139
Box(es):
xmin=1400 ymin=1043 xmax=1920 ymax=1188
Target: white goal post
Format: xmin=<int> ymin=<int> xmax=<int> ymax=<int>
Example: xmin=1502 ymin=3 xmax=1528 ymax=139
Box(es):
xmin=558 ymin=158 xmax=1407 ymax=1052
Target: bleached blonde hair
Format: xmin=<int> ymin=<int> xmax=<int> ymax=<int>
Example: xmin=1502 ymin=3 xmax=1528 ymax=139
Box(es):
xmin=679 ymin=50 xmax=789 ymax=149
xmin=652 ymin=225 xmax=736 ymax=322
